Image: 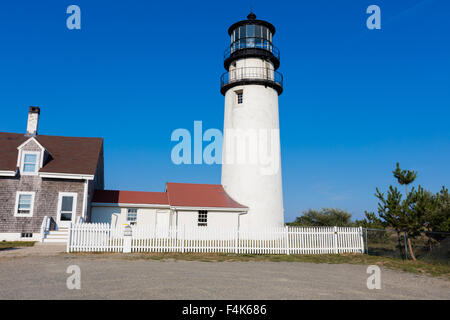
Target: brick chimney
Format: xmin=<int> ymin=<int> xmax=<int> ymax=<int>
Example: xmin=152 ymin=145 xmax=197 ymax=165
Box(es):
xmin=26 ymin=106 xmax=40 ymax=137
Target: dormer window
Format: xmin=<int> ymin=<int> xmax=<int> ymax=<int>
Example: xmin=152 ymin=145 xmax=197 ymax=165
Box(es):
xmin=21 ymin=151 xmax=39 ymax=175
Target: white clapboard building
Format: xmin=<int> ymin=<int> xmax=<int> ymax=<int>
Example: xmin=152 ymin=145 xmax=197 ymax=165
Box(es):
xmin=91 ymin=183 xmax=248 ymax=230
xmin=91 ymin=12 xmax=285 ymax=231
xmin=0 ymin=13 xmax=286 ymax=243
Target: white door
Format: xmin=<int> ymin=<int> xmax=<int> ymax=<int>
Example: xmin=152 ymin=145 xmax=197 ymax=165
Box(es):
xmin=155 ymin=210 xmax=170 ymax=237
xmin=57 ymin=192 xmax=78 ymax=228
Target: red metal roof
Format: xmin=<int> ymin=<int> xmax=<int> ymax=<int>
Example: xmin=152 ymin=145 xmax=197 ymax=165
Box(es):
xmin=92 ymin=183 xmax=247 ymax=210
xmin=166 ymin=182 xmax=247 ymax=209
xmin=92 ymin=190 xmax=169 ymax=205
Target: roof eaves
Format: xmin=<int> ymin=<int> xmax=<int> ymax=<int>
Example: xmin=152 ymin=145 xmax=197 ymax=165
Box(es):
xmin=92 ymin=202 xmax=170 ymax=208
xmin=0 ymin=170 xmax=17 ymax=177
xmin=38 ymin=172 xmax=95 ymax=180
xmin=171 ymin=205 xmax=248 ymax=212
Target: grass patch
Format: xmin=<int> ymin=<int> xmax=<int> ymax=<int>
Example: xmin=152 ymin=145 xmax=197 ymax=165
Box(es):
xmin=0 ymin=241 xmax=36 ymax=251
xmin=69 ymin=251 xmax=450 ymax=278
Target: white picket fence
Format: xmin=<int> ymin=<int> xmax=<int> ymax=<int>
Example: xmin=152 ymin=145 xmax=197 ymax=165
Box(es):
xmin=67 ymin=223 xmax=364 ymax=254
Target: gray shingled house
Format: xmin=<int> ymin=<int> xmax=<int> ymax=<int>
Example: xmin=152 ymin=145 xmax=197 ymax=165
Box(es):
xmin=0 ymin=107 xmax=104 ymax=242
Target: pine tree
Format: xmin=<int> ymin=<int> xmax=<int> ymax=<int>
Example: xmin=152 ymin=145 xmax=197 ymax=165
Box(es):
xmin=376 ymin=163 xmax=422 ymax=260
xmin=393 ymin=162 xmax=417 ymax=197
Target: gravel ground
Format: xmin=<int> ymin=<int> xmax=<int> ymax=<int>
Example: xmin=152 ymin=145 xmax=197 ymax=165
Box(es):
xmin=0 ymin=250 xmax=448 ymax=299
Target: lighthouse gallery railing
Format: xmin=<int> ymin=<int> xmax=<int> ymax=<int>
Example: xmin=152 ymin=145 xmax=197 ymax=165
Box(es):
xmin=220 ymin=67 xmax=283 ymax=88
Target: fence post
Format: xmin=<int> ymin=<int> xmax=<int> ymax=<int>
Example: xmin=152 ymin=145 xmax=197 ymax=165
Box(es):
xmin=285 ymin=226 xmax=290 ymax=255
xmin=123 ymin=225 xmax=132 ymax=253
xmin=66 ymin=222 xmax=72 ymax=253
xmin=365 ymin=228 xmax=369 ymax=254
xmin=181 ymin=225 xmax=185 ymax=253
xmin=235 ymin=228 xmax=239 ymax=254
xmin=333 ymin=226 xmax=338 ymax=254
xmin=359 ymin=226 xmax=364 ymax=254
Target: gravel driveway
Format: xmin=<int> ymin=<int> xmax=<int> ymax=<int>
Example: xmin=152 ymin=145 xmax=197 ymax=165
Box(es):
xmin=0 ymin=251 xmax=448 ymax=299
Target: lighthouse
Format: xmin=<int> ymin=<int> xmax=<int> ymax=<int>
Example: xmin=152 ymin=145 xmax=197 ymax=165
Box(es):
xmin=220 ymin=13 xmax=284 ymax=230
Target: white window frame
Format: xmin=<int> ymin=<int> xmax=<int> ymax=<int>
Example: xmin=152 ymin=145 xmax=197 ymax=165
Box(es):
xmin=14 ymin=191 xmax=35 ymax=217
xmin=20 ymin=151 xmax=40 ymax=175
xmin=127 ymin=208 xmax=138 ymax=225
xmin=16 ymin=137 xmax=46 ymax=171
xmin=21 ymin=232 xmax=33 ymax=238
xmin=198 ymin=210 xmax=208 ymax=227
xmin=235 ymin=90 xmax=243 ymax=105
xmin=57 ymin=192 xmax=78 ymax=224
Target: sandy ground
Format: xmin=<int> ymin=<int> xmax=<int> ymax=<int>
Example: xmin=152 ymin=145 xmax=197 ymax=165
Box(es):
xmin=0 ymin=245 xmax=448 ymax=300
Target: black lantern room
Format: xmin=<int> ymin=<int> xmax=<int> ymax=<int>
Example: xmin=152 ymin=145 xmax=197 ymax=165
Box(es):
xmin=224 ymin=13 xmax=280 ymax=70
xmin=221 ymin=13 xmax=283 ymax=95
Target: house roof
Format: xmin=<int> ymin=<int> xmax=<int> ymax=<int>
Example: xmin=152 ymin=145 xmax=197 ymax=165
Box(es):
xmin=92 ymin=190 xmax=169 ymax=205
xmin=92 ymin=183 xmax=248 ymax=210
xmin=0 ymin=132 xmax=26 ymax=172
xmin=166 ymin=182 xmax=248 ymax=209
xmin=0 ymin=132 xmax=103 ymax=176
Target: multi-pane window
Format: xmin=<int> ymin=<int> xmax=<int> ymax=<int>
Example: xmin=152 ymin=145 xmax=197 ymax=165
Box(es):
xmin=15 ymin=192 xmax=35 ymax=217
xmin=236 ymin=91 xmax=243 ymax=104
xmin=127 ymin=208 xmax=137 ymax=225
xmin=22 ymin=153 xmax=38 ymax=173
xmin=57 ymin=192 xmax=77 ymax=224
xmin=198 ymin=210 xmax=208 ymax=227
xmin=231 ymin=25 xmax=272 ymax=51
xmin=60 ymin=196 xmax=74 ymax=221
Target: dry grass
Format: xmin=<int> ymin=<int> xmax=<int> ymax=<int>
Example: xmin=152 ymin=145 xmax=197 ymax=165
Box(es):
xmin=69 ymin=251 xmax=450 ymax=278
xmin=0 ymin=241 xmax=35 ymax=250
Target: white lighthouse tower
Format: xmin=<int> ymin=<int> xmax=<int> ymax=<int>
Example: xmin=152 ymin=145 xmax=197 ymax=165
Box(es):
xmin=221 ymin=13 xmax=284 ymax=229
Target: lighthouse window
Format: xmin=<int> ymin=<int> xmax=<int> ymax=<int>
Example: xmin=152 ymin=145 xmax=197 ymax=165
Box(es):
xmin=230 ymin=25 xmax=274 ymax=54
xmin=239 ymin=26 xmax=246 ymax=39
xmin=247 ymin=24 xmax=255 ymax=37
xmin=236 ymin=91 xmax=243 ymax=104
xmin=198 ymin=210 xmax=208 ymax=227
xmin=255 ymin=25 xmax=261 ymax=38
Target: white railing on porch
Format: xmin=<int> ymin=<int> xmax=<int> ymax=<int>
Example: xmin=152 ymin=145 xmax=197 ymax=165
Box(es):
xmin=67 ymin=224 xmax=365 ymax=254
xmin=40 ymin=216 xmax=51 ymax=242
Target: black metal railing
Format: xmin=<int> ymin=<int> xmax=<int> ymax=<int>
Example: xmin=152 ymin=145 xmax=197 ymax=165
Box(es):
xmin=224 ymin=37 xmax=280 ymax=61
xmin=220 ymin=67 xmax=283 ymax=90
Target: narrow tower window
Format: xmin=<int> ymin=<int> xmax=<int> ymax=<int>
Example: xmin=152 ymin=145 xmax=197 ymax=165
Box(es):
xmin=236 ymin=91 xmax=243 ymax=104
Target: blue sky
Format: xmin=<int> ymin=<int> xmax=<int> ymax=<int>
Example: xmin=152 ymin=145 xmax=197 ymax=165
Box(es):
xmin=0 ymin=0 xmax=449 ymax=222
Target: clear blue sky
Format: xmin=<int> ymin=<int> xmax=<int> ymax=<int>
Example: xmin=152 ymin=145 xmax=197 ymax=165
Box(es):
xmin=0 ymin=0 xmax=449 ymax=222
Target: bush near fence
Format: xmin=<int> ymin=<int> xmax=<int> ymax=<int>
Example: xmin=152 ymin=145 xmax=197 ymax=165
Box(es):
xmin=364 ymin=228 xmax=450 ymax=263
